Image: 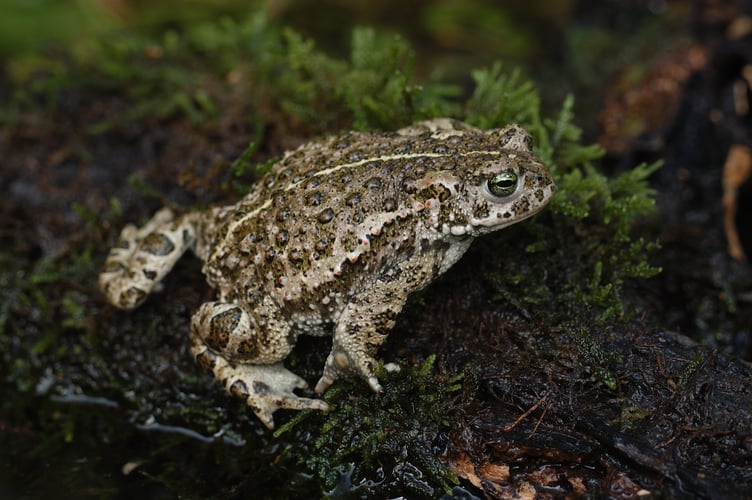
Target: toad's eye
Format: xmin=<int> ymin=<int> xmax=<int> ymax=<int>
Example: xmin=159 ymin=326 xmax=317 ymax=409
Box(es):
xmin=485 ymin=170 xmax=518 ymax=198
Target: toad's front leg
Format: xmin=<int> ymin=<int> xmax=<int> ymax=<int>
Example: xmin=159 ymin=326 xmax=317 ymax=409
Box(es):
xmin=314 ymin=247 xmax=451 ymax=395
xmin=314 ymin=279 xmax=410 ymax=395
xmin=191 ymin=299 xmax=328 ymax=430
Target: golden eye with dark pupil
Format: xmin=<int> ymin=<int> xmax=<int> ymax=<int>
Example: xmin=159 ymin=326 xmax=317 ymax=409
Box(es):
xmin=486 ymin=170 xmax=518 ymax=197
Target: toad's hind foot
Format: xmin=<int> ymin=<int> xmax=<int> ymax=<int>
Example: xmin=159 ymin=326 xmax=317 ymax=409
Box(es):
xmin=209 ymin=357 xmax=329 ymax=430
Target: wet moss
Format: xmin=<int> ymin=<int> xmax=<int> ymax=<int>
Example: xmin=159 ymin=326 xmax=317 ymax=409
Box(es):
xmin=277 ymin=356 xmax=461 ymax=498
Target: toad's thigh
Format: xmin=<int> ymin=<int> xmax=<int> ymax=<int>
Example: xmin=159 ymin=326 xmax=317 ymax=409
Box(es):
xmin=190 ymin=298 xmax=295 ymax=365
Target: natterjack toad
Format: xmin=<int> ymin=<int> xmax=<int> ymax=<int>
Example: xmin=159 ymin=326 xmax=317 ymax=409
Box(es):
xmin=100 ymin=119 xmax=555 ymax=429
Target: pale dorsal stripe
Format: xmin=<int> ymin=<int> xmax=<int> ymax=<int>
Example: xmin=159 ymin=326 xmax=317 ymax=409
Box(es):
xmin=291 ymin=149 xmax=502 ymax=188
xmin=211 ymin=149 xmax=503 ymax=261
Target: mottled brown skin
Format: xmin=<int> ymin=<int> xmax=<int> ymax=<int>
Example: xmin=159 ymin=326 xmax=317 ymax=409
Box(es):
xmin=100 ymin=119 xmax=556 ymax=429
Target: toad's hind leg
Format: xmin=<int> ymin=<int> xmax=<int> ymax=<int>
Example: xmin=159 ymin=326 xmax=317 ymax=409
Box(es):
xmin=190 ymin=300 xmax=329 ymax=430
xmin=99 ymin=208 xmax=200 ymax=310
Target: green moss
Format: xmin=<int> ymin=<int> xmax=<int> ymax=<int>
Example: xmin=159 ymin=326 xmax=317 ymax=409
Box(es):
xmin=620 ymin=404 xmax=651 ymax=430
xmin=460 ymin=63 xmax=661 ymax=400
xmin=277 ymin=356 xmax=460 ymax=497
xmin=465 ymin=66 xmax=660 ymax=327
xmin=571 ymin=327 xmax=621 ymax=391
xmin=1 ymin=244 xmax=98 ymax=394
xmin=677 ymin=351 xmax=706 ymax=389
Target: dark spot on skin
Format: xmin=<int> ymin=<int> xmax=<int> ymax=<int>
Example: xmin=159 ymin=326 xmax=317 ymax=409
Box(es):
xmin=276 ymin=207 xmax=290 ymax=222
xmin=140 ymin=233 xmax=175 ymax=256
xmin=143 ymin=269 xmax=157 ymax=280
xmin=253 ymin=381 xmax=271 ymax=394
xmin=208 ymin=307 xmax=242 ymax=351
xmin=237 ymin=339 xmax=259 ymax=358
xmin=307 ymin=191 xmax=324 ymax=206
xmin=514 ymin=197 xmax=531 ymax=214
xmin=315 ymin=238 xmax=328 ymax=252
xmin=366 ymin=177 xmax=381 ymax=189
xmin=230 ymin=379 xmax=250 ymax=399
xmin=276 ymin=231 xmax=289 ymax=246
xmin=194 ymin=348 xmax=217 ymax=371
xmin=472 ymin=203 xmax=490 ymax=219
xmin=351 ymin=211 xmax=365 ymax=224
xmin=114 ymin=239 xmax=130 ymax=250
xmin=318 ymin=207 xmax=335 ymax=224
xmin=401 ymin=178 xmax=417 ymax=194
xmin=384 ymin=198 xmax=397 ymax=211
xmin=122 ymin=287 xmax=146 ymax=307
xmin=419 ymin=183 xmax=452 ymax=202
xmin=265 ymin=248 xmax=276 ymax=261
xmin=102 ymin=261 xmax=126 ymax=274
xmin=346 ymin=193 xmax=361 ymax=207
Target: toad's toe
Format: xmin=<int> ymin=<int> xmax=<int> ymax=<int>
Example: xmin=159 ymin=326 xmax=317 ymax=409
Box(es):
xmin=214 ymin=361 xmax=329 ymax=430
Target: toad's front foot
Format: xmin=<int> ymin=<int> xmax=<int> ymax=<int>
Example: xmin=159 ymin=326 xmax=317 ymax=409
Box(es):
xmin=211 ymin=358 xmax=329 ymax=430
xmin=314 ymin=347 xmax=383 ymax=395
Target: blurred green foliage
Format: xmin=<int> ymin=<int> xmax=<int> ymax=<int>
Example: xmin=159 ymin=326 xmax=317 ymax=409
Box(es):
xmin=0 ymin=0 xmax=111 ymax=56
xmin=5 ymin=14 xmax=458 ymax=131
xmin=0 ymin=0 xmax=264 ymax=56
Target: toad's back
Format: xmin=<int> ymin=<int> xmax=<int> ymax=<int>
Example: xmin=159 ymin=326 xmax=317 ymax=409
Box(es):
xmin=201 ymin=121 xmax=549 ymax=321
